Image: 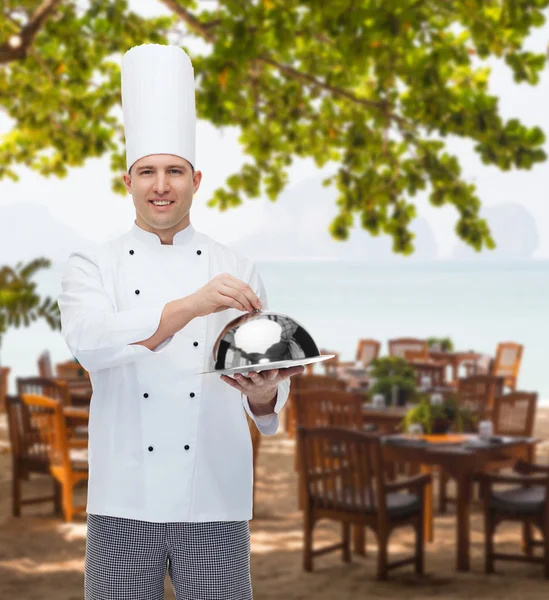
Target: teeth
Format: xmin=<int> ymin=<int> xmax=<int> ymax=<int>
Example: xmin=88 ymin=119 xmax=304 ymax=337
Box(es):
xmin=152 ymin=201 xmax=171 ymax=206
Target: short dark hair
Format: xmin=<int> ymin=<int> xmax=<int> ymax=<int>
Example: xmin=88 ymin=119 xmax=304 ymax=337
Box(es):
xmin=128 ymin=162 xmax=195 ymax=177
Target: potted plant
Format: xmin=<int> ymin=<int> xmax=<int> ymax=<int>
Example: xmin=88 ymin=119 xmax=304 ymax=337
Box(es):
xmin=402 ymin=393 xmax=477 ymax=434
xmin=427 ymin=337 xmax=454 ymax=352
xmin=0 ymin=258 xmax=61 ymax=406
xmin=368 ymin=356 xmax=418 ymax=406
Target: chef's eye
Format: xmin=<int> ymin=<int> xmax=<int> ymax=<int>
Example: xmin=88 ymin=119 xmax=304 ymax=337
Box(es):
xmin=169 ymin=169 xmax=182 ymax=174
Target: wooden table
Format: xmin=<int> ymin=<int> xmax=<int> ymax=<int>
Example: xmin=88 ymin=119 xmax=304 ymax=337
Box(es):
xmin=428 ymin=351 xmax=483 ymax=386
xmin=381 ymin=433 xmax=537 ymax=571
xmin=362 ymin=405 xmax=408 ymax=433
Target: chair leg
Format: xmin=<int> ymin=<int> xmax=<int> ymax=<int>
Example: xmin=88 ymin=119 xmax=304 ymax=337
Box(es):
xmin=415 ymin=514 xmax=425 ymax=575
xmin=543 ymin=518 xmax=549 ymax=579
xmin=303 ymin=509 xmax=314 ymax=572
xmin=61 ymin=480 xmax=74 ymax=523
xmin=439 ymin=470 xmax=448 ymax=514
xmin=12 ymin=468 xmax=21 ymax=517
xmin=353 ymin=525 xmax=367 ymax=556
xmin=376 ymin=531 xmax=389 ymax=581
xmin=484 ymin=506 xmax=495 ymax=574
xmin=342 ymin=523 xmax=351 ymax=563
xmin=53 ymin=479 xmax=62 ymax=516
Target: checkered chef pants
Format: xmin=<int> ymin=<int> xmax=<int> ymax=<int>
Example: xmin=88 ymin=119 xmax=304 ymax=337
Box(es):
xmin=85 ymin=514 xmax=253 ymax=600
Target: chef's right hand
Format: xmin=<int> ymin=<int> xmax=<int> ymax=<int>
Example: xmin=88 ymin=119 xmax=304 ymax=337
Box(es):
xmin=190 ymin=273 xmax=263 ymax=317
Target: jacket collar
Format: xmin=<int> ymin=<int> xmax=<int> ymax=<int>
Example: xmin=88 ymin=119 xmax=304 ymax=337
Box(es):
xmin=130 ymin=221 xmax=196 ymax=247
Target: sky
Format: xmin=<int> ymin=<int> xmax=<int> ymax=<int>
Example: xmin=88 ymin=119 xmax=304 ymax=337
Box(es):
xmin=1 ymin=1 xmax=548 ymax=262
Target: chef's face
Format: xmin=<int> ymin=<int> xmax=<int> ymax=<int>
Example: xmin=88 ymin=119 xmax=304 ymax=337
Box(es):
xmin=123 ymin=154 xmax=202 ymax=243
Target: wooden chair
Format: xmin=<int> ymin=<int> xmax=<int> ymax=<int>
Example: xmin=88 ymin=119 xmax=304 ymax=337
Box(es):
xmin=479 ymin=460 xmax=549 ymax=578
xmin=297 ymin=426 xmax=430 ymax=580
xmin=457 ymin=374 xmax=505 ymax=418
xmin=17 ymin=376 xmax=72 ymax=407
xmin=285 ymin=374 xmax=347 ymax=438
xmin=493 ymin=391 xmax=537 ymax=438
xmin=319 ymin=350 xmax=340 ymax=377
xmin=293 ymin=389 xmax=365 ymax=431
xmin=409 ymin=360 xmax=446 ymax=389
xmin=17 ymin=377 xmax=88 ymax=441
xmin=476 ymin=392 xmax=539 ymax=477
xmin=6 ymin=394 xmax=62 ymax=517
xmin=55 ymin=359 xmax=90 ymax=382
xmin=438 ymin=374 xmax=505 ymax=513
xmin=339 ymin=339 xmax=381 ymax=369
xmin=491 ymin=342 xmax=523 ymax=391
xmin=37 ymin=351 xmax=92 ymax=406
xmin=388 ymin=338 xmax=429 ymax=360
xmin=0 ymin=366 xmax=10 ymax=412
xmin=246 ymin=414 xmax=261 ymax=517
xmin=19 ymin=393 xmax=88 ymax=522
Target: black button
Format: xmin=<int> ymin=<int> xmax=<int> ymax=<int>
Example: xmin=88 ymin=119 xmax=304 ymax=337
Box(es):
xmin=196 ymin=250 xmax=202 ymax=255
xmin=135 ymin=289 xmax=140 ymax=295
xmin=129 ymin=249 xmax=134 ymax=255
xmin=184 ymin=445 xmax=190 ymax=450
xmin=148 ymin=446 xmax=153 ymax=452
xmin=143 ymin=393 xmax=149 ymax=398
xmin=190 ymin=392 xmax=195 ymax=398
xmin=193 ymin=341 xmax=198 ymax=347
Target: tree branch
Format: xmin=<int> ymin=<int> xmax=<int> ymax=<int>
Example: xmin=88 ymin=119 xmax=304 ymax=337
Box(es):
xmin=0 ymin=0 xmax=63 ymax=65
xmin=159 ymin=0 xmax=413 ymax=129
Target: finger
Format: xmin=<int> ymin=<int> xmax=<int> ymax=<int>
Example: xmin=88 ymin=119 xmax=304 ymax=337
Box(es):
xmin=262 ymin=369 xmax=279 ymax=381
xmin=217 ymin=289 xmax=249 ymax=312
xmin=219 ymin=285 xmax=254 ymax=312
xmin=247 ymin=371 xmax=265 ymax=386
xmin=233 ymin=373 xmax=254 ymax=389
xmin=223 ymin=277 xmax=262 ymax=311
xmin=278 ymin=366 xmax=306 ymax=380
xmin=220 ymin=375 xmax=245 ymax=393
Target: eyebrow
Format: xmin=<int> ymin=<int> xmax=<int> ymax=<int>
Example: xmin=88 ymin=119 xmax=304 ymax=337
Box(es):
xmin=136 ymin=164 xmax=187 ymax=170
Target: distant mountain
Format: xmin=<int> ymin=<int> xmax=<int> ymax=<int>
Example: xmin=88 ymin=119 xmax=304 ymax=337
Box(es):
xmin=452 ymin=203 xmax=539 ymax=260
xmin=0 ymin=202 xmax=94 ymax=265
xmin=228 ymin=175 xmax=438 ymax=261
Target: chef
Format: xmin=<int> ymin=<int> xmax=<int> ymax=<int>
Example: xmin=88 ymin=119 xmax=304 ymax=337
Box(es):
xmin=57 ymin=43 xmax=303 ymax=600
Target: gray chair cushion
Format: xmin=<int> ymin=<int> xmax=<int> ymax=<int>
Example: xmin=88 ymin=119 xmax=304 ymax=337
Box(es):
xmin=491 ymin=486 xmax=546 ymax=514
xmin=313 ymin=490 xmax=421 ymax=517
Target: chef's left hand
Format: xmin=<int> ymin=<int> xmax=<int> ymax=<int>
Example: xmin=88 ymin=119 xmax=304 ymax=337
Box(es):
xmin=220 ymin=366 xmax=305 ymax=404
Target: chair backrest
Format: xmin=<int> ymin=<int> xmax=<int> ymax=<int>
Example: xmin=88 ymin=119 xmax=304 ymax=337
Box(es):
xmin=19 ymin=393 xmax=71 ymax=472
xmin=458 ymin=374 xmax=504 ymax=417
xmin=492 ymin=342 xmax=523 ymax=386
xmin=38 ymin=351 xmax=53 ymax=378
xmin=292 ymin=374 xmax=347 ymax=393
xmin=16 ymin=377 xmax=71 ymax=407
xmin=293 ymin=389 xmax=364 ymax=430
xmin=6 ymin=394 xmax=51 ymax=472
xmin=318 ymin=350 xmax=340 ymax=377
xmin=0 ymin=367 xmax=10 ymax=411
xmin=355 ymin=339 xmax=381 ymax=365
xmin=492 ymin=391 xmax=537 ymax=437
xmin=55 ymin=360 xmax=90 ymax=381
xmin=297 ymin=426 xmax=386 ymax=514
xmin=388 ymin=338 xmax=429 ymax=360
xmin=410 ymin=362 xmax=446 ymax=388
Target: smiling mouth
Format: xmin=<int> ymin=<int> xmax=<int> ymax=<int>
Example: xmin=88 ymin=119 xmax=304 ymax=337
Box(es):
xmin=149 ymin=201 xmax=175 ymax=207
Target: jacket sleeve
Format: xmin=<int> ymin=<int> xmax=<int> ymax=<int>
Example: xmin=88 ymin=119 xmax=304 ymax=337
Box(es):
xmin=57 ymin=248 xmax=175 ymax=373
xmin=238 ymin=258 xmax=291 ymax=436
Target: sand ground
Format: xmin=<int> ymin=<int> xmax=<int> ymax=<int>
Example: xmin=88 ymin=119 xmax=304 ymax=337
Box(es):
xmin=1 ymin=409 xmax=549 ymax=599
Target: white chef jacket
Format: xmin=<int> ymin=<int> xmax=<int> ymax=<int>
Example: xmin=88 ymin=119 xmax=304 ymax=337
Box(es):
xmin=57 ymin=222 xmax=290 ymax=523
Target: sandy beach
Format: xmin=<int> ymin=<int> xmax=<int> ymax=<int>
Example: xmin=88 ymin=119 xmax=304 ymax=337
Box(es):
xmin=1 ymin=409 xmax=549 ymax=600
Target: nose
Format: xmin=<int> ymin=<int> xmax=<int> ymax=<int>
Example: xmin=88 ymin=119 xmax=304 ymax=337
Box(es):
xmin=153 ymin=176 xmax=170 ymax=194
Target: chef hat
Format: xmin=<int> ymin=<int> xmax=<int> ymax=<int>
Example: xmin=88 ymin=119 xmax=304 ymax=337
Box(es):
xmin=121 ymin=43 xmax=196 ymax=173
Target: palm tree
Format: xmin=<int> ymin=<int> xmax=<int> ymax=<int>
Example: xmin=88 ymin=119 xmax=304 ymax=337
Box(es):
xmin=0 ymin=258 xmax=61 ymax=395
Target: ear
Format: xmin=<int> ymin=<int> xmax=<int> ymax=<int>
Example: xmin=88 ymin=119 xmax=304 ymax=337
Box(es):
xmin=122 ymin=173 xmax=132 ymax=194
xmin=192 ymin=170 xmax=203 ymax=195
